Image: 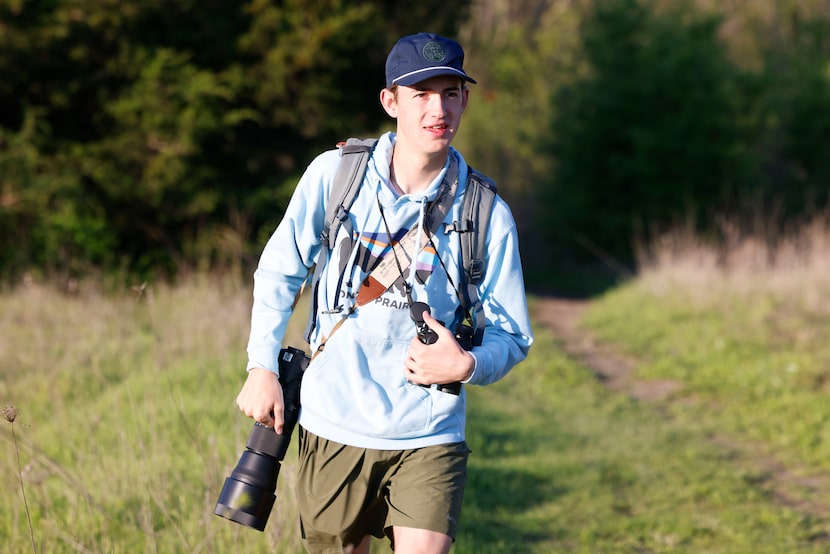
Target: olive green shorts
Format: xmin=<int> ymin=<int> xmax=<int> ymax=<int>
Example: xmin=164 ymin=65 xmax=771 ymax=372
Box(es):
xmin=295 ymin=427 xmax=470 ymax=553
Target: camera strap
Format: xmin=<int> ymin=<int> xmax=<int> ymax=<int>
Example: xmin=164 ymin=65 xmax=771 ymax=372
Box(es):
xmin=355 ymin=155 xmax=459 ymax=306
xmin=311 ymin=158 xmax=458 ymax=362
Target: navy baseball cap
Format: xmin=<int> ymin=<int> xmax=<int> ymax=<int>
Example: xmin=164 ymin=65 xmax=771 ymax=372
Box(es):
xmin=385 ymin=32 xmax=477 ymax=88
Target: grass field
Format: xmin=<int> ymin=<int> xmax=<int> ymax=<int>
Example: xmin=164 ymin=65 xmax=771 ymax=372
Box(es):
xmin=3 ymin=224 xmax=830 ymax=552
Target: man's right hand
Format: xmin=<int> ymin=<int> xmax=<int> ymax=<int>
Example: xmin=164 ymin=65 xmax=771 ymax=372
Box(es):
xmin=236 ymin=367 xmax=285 ymax=434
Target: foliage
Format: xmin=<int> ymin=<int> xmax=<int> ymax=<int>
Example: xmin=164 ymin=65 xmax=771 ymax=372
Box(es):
xmin=456 ymin=0 xmax=830 ymax=275
xmin=752 ymin=10 xmax=830 ymax=215
xmin=456 ymin=1 xmax=580 ymax=198
xmin=4 ymin=0 xmax=830 ymax=286
xmin=0 ymin=0 xmax=469 ymax=280
xmin=453 ymin=0 xmax=582 ymax=269
xmin=539 ymin=0 xmax=749 ymax=262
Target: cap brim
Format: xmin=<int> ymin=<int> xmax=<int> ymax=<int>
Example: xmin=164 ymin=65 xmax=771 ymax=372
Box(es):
xmin=392 ymin=67 xmax=477 ymax=88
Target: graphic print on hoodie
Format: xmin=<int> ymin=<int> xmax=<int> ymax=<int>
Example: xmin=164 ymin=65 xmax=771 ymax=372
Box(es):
xmin=352 ymin=227 xmax=438 ymax=302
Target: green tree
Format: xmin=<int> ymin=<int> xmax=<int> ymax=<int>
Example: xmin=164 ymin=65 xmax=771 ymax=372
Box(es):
xmin=455 ymin=0 xmax=581 ymax=226
xmin=754 ymin=9 xmax=830 ymax=216
xmin=540 ymin=0 xmax=749 ymax=262
xmin=0 ymin=0 xmax=469 ymax=280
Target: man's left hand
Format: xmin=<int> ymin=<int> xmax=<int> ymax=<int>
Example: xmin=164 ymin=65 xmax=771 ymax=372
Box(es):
xmin=404 ymin=310 xmax=474 ymax=386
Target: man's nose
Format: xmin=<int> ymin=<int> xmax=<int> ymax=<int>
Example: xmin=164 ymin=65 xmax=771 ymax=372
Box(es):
xmin=427 ymin=93 xmax=448 ymax=116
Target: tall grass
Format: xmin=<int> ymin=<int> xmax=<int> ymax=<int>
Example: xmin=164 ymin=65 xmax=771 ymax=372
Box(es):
xmin=3 ymin=404 xmax=36 ymax=553
xmin=460 ymin=313 xmax=830 ymax=553
xmin=0 ymin=275 xmax=306 ymax=552
xmin=634 ymin=215 xmax=830 ymax=307
xmin=590 ymin=214 xmax=830 ymax=484
xmin=4 ymin=214 xmax=830 ymax=552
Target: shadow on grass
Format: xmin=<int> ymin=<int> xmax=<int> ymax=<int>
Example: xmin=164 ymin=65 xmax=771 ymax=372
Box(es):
xmin=458 ymin=395 xmax=570 ymax=552
xmin=459 ymin=464 xmax=567 ymax=552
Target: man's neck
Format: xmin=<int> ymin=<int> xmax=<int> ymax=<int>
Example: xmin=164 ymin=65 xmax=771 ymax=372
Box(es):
xmin=389 ymin=147 xmax=448 ymax=195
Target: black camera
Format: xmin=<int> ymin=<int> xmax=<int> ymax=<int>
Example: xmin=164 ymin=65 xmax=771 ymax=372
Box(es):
xmin=410 ymin=301 xmax=439 ymax=345
xmin=409 ymin=302 xmax=462 ymax=395
xmin=214 ymin=346 xmax=308 ymax=531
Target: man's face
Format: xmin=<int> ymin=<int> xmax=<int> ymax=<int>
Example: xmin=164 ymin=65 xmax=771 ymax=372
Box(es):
xmin=381 ymin=75 xmax=469 ymax=158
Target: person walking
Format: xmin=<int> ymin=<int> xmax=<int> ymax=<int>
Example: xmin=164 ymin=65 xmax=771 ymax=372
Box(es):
xmin=236 ymin=32 xmax=533 ymax=554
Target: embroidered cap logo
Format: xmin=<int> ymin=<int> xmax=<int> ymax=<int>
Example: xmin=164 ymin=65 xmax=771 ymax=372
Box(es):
xmin=422 ymin=41 xmax=446 ymax=62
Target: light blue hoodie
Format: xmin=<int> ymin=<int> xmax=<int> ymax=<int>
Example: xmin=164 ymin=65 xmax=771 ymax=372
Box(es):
xmin=247 ymin=132 xmax=533 ymax=450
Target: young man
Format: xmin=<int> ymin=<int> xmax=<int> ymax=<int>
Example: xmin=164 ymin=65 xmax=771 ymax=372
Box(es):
xmin=236 ymin=32 xmax=533 ymax=553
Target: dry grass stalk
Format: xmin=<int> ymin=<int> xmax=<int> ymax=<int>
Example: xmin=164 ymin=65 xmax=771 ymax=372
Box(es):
xmin=3 ymin=405 xmax=37 ymax=554
xmin=636 ymin=215 xmax=830 ymax=314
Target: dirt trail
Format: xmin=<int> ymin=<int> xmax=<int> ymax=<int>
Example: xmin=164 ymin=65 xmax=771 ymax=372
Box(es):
xmin=532 ymin=297 xmax=830 ymax=528
xmin=532 ymin=297 xmax=683 ymax=402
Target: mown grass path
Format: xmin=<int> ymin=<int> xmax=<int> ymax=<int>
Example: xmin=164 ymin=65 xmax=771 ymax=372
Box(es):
xmin=533 ymin=296 xmax=830 ymax=547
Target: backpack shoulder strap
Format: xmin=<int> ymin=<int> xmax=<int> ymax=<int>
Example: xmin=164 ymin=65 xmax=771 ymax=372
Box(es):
xmin=321 ymin=138 xmax=377 ymax=249
xmin=304 ymin=138 xmax=376 ymax=343
xmin=460 ymin=167 xmax=498 ymax=346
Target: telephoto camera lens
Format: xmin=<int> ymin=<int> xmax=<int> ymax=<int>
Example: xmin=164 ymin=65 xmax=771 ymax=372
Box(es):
xmin=213 ymin=422 xmax=288 ymax=531
xmin=214 ymin=347 xmax=306 ymax=531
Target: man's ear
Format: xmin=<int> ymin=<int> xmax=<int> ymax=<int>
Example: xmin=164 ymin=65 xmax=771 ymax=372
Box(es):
xmin=380 ymin=88 xmax=398 ymax=118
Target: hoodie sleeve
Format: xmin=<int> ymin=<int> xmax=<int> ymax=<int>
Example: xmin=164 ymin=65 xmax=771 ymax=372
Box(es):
xmin=465 ymin=198 xmax=534 ymax=386
xmin=245 ymin=150 xmax=339 ymax=374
